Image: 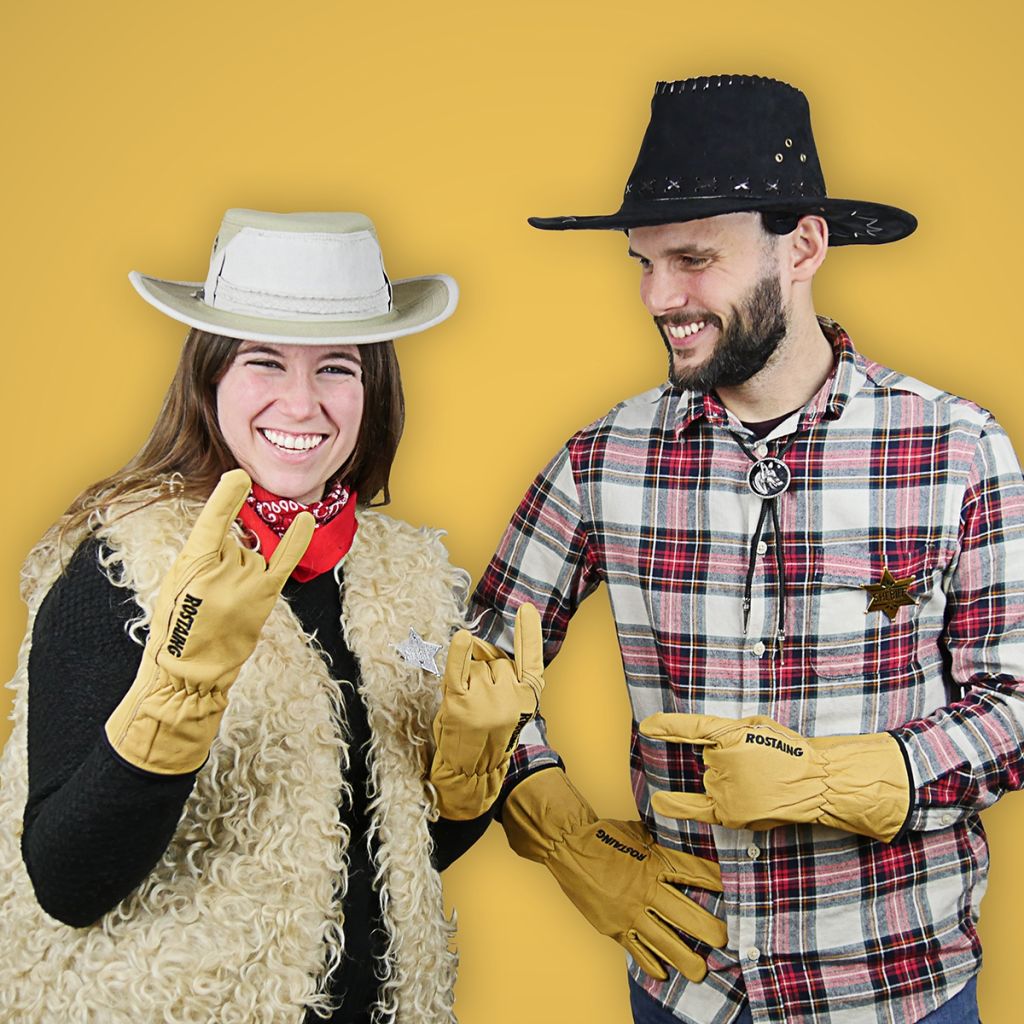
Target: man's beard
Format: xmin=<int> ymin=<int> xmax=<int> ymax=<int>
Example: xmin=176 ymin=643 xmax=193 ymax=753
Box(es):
xmin=657 ymin=272 xmax=788 ymax=392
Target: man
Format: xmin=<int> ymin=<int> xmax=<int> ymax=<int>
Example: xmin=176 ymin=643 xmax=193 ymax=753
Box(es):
xmin=471 ymin=75 xmax=1023 ymax=1023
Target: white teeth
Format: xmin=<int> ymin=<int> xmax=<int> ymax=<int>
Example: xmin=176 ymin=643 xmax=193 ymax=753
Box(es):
xmin=667 ymin=320 xmax=706 ymax=339
xmin=261 ymin=429 xmax=326 ymax=452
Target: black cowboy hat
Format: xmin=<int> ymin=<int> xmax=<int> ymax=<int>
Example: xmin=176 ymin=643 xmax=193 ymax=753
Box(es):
xmin=529 ymin=75 xmax=916 ymax=245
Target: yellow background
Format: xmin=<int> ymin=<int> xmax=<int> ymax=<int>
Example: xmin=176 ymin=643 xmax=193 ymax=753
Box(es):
xmin=2 ymin=2 xmax=1021 ymax=1020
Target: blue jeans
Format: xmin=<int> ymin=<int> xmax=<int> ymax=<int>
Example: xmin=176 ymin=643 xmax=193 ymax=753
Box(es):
xmin=628 ymin=974 xmax=980 ymax=1023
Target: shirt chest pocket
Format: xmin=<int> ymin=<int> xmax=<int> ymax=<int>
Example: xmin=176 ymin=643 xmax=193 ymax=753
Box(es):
xmin=810 ymin=543 xmax=938 ymax=680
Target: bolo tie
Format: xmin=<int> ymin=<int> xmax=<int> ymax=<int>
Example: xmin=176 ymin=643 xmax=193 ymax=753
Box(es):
xmin=734 ymin=431 xmax=799 ymax=656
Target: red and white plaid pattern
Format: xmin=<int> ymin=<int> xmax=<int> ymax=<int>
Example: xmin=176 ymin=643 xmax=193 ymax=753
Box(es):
xmin=472 ymin=320 xmax=1024 ymax=1023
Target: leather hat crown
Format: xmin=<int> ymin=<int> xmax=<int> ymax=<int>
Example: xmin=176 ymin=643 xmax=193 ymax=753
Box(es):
xmin=529 ymin=75 xmax=916 ymax=245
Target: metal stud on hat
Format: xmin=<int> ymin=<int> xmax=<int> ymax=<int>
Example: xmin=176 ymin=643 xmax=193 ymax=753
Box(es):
xmin=130 ymin=209 xmax=459 ymax=345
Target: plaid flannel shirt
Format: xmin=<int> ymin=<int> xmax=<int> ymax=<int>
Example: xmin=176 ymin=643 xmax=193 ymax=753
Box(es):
xmin=471 ymin=320 xmax=1024 ymax=1024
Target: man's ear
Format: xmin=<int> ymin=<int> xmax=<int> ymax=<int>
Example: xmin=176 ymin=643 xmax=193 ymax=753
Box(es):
xmin=785 ymin=214 xmax=828 ymax=283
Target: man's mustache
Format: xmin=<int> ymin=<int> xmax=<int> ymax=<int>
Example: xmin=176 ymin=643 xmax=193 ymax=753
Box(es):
xmin=655 ymin=312 xmax=722 ymax=331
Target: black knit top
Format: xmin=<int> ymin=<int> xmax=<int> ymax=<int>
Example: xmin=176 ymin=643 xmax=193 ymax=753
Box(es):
xmin=21 ymin=537 xmax=489 ymax=1024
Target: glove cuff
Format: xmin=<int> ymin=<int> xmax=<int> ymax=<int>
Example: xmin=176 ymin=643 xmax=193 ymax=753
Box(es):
xmin=814 ymin=732 xmax=911 ymax=842
xmin=501 ymin=768 xmax=598 ymax=864
xmin=428 ymin=754 xmax=506 ymax=820
xmin=104 ymin=656 xmax=226 ymax=775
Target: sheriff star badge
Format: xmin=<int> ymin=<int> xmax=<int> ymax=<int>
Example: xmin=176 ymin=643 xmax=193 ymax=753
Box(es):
xmin=394 ymin=628 xmax=443 ymax=676
xmin=861 ymin=567 xmax=917 ymax=621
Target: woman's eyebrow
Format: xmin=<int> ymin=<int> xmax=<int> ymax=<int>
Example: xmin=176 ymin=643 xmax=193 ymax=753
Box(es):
xmin=238 ymin=344 xmax=361 ymax=365
xmin=318 ymin=350 xmax=362 ymax=364
xmin=238 ymin=343 xmax=284 ymax=357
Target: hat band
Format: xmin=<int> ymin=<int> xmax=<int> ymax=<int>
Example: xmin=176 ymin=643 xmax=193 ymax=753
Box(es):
xmin=203 ymin=223 xmax=396 ymax=323
xmin=210 ymin=275 xmax=393 ymax=322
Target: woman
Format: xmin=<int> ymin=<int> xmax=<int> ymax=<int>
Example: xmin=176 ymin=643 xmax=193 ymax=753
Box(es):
xmin=0 ymin=209 xmax=542 ymax=1023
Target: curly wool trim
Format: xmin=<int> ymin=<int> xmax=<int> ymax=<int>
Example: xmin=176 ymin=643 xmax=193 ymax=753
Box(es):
xmin=0 ymin=488 xmax=466 ymax=1024
xmin=343 ymin=513 xmax=469 ymax=1024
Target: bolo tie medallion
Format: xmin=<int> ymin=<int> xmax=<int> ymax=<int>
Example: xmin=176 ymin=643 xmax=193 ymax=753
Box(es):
xmin=861 ymin=567 xmax=917 ymax=622
xmin=747 ymin=457 xmax=791 ymax=498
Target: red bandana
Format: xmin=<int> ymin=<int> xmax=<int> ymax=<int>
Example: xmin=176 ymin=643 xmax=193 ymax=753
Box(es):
xmin=237 ymin=478 xmax=358 ymax=582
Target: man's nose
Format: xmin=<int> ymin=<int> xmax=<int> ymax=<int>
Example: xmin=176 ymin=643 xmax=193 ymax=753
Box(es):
xmin=642 ymin=267 xmax=688 ymax=317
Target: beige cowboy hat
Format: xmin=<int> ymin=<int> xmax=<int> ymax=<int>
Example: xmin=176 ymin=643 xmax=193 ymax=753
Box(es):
xmin=130 ymin=208 xmax=458 ymax=344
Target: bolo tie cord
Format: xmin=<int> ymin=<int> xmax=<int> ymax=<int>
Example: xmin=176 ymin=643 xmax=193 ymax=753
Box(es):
xmin=738 ymin=432 xmax=799 ymax=657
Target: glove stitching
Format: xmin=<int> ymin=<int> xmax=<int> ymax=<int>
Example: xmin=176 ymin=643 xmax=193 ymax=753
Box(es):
xmin=437 ymin=764 xmax=507 ymax=781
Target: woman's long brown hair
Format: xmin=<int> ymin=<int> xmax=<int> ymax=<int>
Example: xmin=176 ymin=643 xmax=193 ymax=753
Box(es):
xmin=59 ymin=328 xmax=405 ymax=540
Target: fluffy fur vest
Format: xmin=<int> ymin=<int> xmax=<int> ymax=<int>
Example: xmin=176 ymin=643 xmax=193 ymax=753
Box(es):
xmin=0 ymin=489 xmax=467 ymax=1023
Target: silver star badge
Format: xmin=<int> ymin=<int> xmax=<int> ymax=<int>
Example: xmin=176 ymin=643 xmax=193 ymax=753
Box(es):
xmin=394 ymin=628 xmax=443 ymax=676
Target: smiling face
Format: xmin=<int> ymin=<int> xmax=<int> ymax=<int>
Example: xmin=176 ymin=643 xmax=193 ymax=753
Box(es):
xmin=216 ymin=342 xmax=365 ymax=503
xmin=628 ymin=212 xmax=790 ymax=392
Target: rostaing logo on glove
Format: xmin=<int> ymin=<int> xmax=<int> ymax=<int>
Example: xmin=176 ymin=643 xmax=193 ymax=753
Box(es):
xmin=744 ymin=731 xmax=804 ymax=757
xmin=167 ymin=593 xmax=204 ymax=657
xmin=595 ymin=828 xmax=648 ymax=861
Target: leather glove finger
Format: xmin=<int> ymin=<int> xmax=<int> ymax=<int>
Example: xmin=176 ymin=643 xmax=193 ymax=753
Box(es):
xmin=442 ymin=630 xmax=505 ymax=695
xmin=265 ymin=510 xmax=315 ymax=583
xmin=652 ymin=839 xmax=725 ymax=894
xmin=650 ymin=790 xmax=721 ymax=825
xmin=623 ymin=929 xmax=671 ymax=982
xmin=648 ymin=878 xmax=728 ymax=950
xmin=177 ymin=468 xmax=252 ymax=566
xmin=627 ymin=910 xmax=713 ymax=983
xmin=512 ymin=602 xmax=545 ymax=701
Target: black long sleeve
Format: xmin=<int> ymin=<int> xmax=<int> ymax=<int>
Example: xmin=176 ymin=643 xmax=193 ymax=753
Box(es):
xmin=431 ymin=811 xmax=493 ymax=870
xmin=23 ymin=539 xmax=196 ymax=925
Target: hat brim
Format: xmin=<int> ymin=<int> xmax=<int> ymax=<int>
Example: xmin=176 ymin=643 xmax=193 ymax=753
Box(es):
xmin=129 ymin=272 xmax=458 ymax=344
xmin=528 ymin=196 xmax=917 ymax=245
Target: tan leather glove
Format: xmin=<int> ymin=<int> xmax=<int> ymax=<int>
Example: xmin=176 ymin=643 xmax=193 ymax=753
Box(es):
xmin=640 ymin=713 xmax=910 ymax=843
xmin=105 ymin=469 xmax=314 ymax=774
xmin=429 ymin=603 xmax=544 ymax=819
xmin=502 ymin=768 xmax=727 ymax=982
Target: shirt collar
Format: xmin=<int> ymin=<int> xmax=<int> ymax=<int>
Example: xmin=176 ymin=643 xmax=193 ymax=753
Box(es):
xmin=670 ymin=316 xmax=866 ymax=439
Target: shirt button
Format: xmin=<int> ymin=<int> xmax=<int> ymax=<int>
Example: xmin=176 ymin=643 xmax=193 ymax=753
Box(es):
xmin=754 ymin=443 xmax=769 ymax=459
xmin=752 ymin=641 xmax=766 ymax=657
xmin=746 ymin=947 xmax=761 ymax=963
xmin=756 ymin=541 xmax=768 ymax=556
xmin=747 ymin=844 xmax=761 ymax=859
xmin=941 ymin=812 xmax=956 ymax=826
